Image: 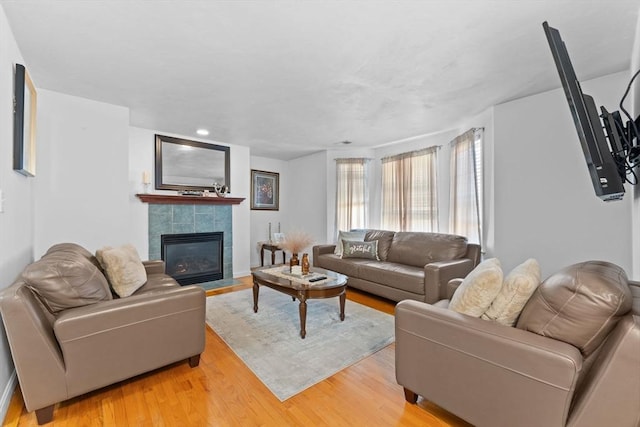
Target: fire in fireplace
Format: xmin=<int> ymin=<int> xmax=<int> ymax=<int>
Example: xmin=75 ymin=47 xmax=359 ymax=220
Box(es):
xmin=161 ymin=232 xmax=223 ymax=285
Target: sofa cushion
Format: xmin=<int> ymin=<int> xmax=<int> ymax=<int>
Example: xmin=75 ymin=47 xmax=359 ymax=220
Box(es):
xmin=357 ymin=261 xmax=425 ymax=295
xmin=517 ymin=261 xmax=632 ymax=357
xmin=481 ymin=258 xmax=541 ymax=326
xmin=334 ymin=230 xmax=367 ymax=256
xmin=341 ymin=240 xmax=379 ymax=260
xmin=314 ymin=253 xmax=370 ymax=278
xmin=96 ymin=244 xmax=147 ymax=297
xmin=364 ymin=230 xmax=395 ymax=261
xmin=22 ymin=250 xmax=112 ymax=313
xmin=386 ymin=232 xmax=468 ymax=268
xmin=449 ymin=258 xmax=503 ymax=317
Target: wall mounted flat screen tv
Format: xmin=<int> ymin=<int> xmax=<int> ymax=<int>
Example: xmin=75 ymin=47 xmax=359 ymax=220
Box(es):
xmin=543 ymin=22 xmax=626 ymax=201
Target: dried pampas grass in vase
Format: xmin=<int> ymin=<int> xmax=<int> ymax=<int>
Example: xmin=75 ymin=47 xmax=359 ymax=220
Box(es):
xmin=280 ymin=230 xmax=314 ymax=271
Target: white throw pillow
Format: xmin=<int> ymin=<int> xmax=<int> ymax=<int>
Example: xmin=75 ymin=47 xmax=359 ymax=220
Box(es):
xmin=96 ymin=244 xmax=147 ymax=297
xmin=482 ymin=258 xmax=541 ymax=326
xmin=449 ymin=258 xmax=503 ymax=317
xmin=334 ymin=230 xmax=367 ymax=256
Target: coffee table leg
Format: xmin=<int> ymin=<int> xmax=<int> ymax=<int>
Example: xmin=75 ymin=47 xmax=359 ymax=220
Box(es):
xmin=339 ymin=292 xmax=346 ymax=321
xmin=298 ymin=295 xmax=307 ymax=339
xmin=253 ymin=282 xmax=259 ymax=313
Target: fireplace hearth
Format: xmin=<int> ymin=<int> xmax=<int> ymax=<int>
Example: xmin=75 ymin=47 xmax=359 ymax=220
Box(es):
xmin=161 ymin=232 xmax=223 ymax=285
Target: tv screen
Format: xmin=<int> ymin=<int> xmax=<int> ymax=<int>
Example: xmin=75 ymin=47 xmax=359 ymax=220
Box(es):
xmin=543 ymin=21 xmax=625 ymax=201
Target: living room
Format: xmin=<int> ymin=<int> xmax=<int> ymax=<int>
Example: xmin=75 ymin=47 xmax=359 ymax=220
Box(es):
xmin=0 ymin=1 xmax=639 ymax=426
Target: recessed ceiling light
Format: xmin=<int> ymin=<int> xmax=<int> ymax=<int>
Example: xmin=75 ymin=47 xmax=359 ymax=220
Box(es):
xmin=196 ymin=129 xmax=209 ymax=136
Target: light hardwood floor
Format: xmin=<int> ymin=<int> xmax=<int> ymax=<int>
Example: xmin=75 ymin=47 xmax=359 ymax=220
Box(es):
xmin=4 ymin=276 xmax=471 ymax=427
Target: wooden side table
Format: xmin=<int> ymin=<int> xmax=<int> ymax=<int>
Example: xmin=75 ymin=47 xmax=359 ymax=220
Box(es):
xmin=260 ymin=243 xmax=286 ymax=266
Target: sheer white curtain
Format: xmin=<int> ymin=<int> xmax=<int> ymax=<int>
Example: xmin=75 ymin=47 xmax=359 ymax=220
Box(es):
xmin=449 ymin=128 xmax=483 ymax=245
xmin=381 ymin=147 xmax=439 ymax=232
xmin=335 ymin=158 xmax=369 ymax=238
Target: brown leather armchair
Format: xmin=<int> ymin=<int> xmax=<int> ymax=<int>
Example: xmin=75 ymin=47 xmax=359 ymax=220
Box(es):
xmin=0 ymin=244 xmax=206 ymax=424
xmin=395 ymin=261 xmax=640 ymax=427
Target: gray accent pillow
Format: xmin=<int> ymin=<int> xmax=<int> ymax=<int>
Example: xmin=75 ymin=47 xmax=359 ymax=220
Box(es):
xmin=334 ymin=230 xmax=367 ymax=256
xmin=22 ymin=250 xmax=112 ymax=313
xmin=341 ymin=240 xmax=379 ymax=260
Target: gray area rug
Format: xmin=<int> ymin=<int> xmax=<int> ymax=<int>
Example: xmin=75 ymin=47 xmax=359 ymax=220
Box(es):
xmin=205 ymin=287 xmax=395 ymax=401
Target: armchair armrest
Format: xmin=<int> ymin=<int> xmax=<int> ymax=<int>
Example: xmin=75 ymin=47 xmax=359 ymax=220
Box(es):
xmin=54 ymin=285 xmax=205 ymax=397
xmin=143 ymin=259 xmax=166 ymax=275
xmin=423 ymin=258 xmax=474 ymax=303
xmin=395 ymin=300 xmax=582 ymax=427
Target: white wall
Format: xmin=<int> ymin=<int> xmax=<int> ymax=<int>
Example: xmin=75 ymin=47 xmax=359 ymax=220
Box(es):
xmin=0 ymin=6 xmax=34 ymax=419
xmin=249 ymin=156 xmax=289 ymax=267
xmin=287 ymin=151 xmax=328 ymax=262
xmin=493 ymin=71 xmax=633 ymax=278
xmin=128 ymin=127 xmax=252 ymax=277
xmin=34 ymin=91 xmax=130 ymax=256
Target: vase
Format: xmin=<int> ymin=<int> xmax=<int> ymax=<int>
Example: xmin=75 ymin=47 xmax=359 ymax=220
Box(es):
xmin=301 ymin=253 xmax=310 ymax=275
xmin=289 ymin=253 xmax=299 ymax=272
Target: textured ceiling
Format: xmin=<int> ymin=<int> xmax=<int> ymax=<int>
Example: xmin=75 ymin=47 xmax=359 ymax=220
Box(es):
xmin=2 ymin=1 xmax=638 ymax=159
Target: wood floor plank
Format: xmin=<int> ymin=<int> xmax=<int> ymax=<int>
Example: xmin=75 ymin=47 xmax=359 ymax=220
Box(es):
xmin=4 ymin=276 xmax=471 ymax=427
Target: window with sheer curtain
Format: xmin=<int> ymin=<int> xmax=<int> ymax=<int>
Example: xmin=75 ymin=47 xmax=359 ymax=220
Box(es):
xmin=381 ymin=147 xmax=439 ymax=232
xmin=449 ymin=128 xmax=483 ymax=245
xmin=335 ymin=158 xmax=369 ymax=239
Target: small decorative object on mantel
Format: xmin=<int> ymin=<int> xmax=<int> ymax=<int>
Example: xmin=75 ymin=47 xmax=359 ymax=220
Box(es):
xmin=179 ymin=190 xmax=204 ymax=196
xmin=212 ymin=182 xmax=228 ymax=197
xmin=280 ymin=230 xmax=314 ymax=273
xmin=142 ymin=171 xmax=151 ymax=193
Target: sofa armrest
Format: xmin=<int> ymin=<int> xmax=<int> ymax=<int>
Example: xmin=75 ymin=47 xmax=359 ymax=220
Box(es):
xmin=446 ymin=278 xmax=463 ymax=299
xmin=395 ymin=300 xmax=582 ymax=427
xmin=53 ymin=285 xmax=205 ymax=397
xmin=143 ymin=259 xmax=166 ymax=275
xmin=423 ymin=258 xmax=474 ymax=303
xmin=313 ymin=244 xmax=336 ymax=258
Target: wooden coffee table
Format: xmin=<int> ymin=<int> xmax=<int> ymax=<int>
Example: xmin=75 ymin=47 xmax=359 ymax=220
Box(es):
xmin=251 ymin=265 xmax=348 ymax=338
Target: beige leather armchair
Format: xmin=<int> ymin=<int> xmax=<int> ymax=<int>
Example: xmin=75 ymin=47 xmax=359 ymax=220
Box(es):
xmin=395 ymin=261 xmax=640 ymax=427
xmin=0 ymin=244 xmax=206 ymax=424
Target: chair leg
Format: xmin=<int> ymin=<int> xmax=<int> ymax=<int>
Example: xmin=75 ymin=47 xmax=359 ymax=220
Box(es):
xmin=188 ymin=354 xmax=201 ymax=368
xmin=403 ymin=388 xmax=418 ymax=404
xmin=35 ymin=405 xmax=54 ymax=425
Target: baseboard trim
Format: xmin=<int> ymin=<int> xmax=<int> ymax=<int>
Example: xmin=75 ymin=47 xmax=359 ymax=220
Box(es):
xmin=0 ymin=371 xmax=17 ymax=425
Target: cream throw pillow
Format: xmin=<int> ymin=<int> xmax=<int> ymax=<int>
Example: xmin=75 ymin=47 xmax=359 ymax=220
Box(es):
xmin=96 ymin=244 xmax=147 ymax=297
xmin=482 ymin=258 xmax=541 ymax=326
xmin=449 ymin=258 xmax=503 ymax=317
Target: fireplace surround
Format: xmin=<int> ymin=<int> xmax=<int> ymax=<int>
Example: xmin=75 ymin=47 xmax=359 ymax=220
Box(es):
xmin=147 ymin=203 xmax=233 ymax=282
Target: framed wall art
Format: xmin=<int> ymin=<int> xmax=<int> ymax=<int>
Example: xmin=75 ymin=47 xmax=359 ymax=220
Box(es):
xmin=251 ymin=169 xmax=279 ymax=210
xmin=13 ymin=63 xmax=37 ymax=176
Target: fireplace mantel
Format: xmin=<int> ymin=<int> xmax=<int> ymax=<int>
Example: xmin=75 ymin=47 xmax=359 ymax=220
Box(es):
xmin=136 ymin=194 xmax=245 ymax=205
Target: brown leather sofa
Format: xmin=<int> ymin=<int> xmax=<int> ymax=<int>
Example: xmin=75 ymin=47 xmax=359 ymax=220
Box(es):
xmin=313 ymin=230 xmax=481 ymax=303
xmin=0 ymin=243 xmax=206 ymax=424
xmin=395 ymin=261 xmax=640 ymax=427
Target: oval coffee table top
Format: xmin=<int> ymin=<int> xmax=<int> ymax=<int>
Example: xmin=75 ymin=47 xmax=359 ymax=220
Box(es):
xmin=252 ymin=265 xmax=347 ymax=291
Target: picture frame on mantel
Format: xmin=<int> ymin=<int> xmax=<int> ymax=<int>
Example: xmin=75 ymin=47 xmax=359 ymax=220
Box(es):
xmin=251 ymin=169 xmax=279 ymax=210
xmin=13 ymin=63 xmax=37 ymax=176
